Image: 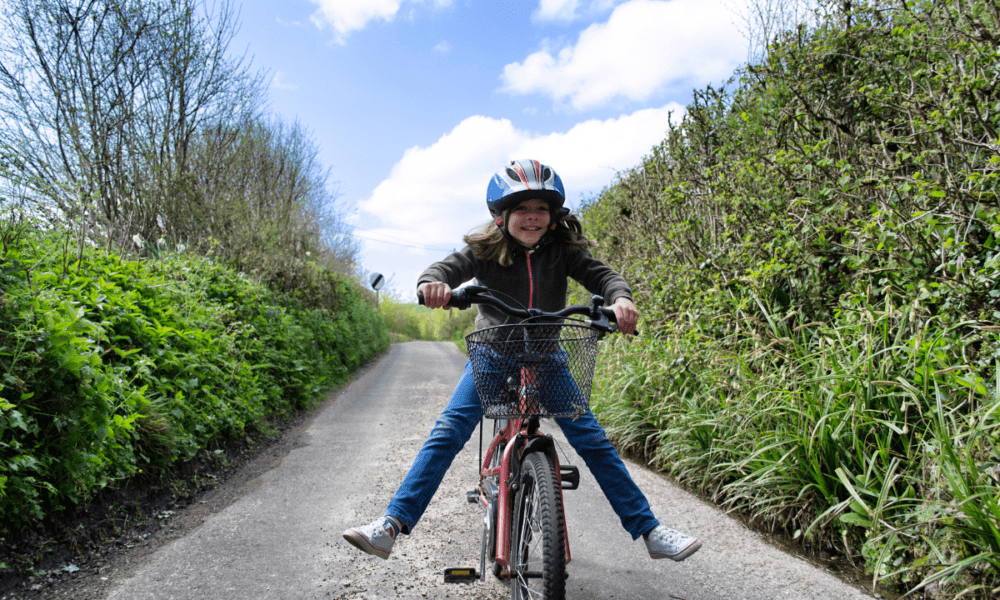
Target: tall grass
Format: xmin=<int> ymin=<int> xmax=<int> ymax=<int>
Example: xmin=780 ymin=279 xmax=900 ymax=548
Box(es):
xmin=378 ymin=294 xmax=476 ymax=346
xmin=591 ymin=293 xmax=1000 ymax=598
xmin=574 ymin=1 xmax=1000 ymax=597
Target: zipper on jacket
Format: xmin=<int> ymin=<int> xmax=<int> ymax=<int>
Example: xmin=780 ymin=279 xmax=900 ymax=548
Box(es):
xmin=525 ymin=250 xmax=535 ymax=308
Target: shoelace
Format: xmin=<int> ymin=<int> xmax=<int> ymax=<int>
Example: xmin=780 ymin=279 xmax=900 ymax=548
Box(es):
xmin=372 ymin=520 xmax=396 ymax=540
xmin=648 ymin=527 xmax=683 ymax=545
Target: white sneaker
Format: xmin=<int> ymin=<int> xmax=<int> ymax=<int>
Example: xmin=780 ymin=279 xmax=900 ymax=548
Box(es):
xmin=643 ymin=525 xmax=702 ymax=561
xmin=343 ymin=516 xmax=400 ymax=559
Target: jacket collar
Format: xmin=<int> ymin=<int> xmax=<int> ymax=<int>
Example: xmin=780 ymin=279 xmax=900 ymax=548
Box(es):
xmin=505 ymin=229 xmax=556 ymax=256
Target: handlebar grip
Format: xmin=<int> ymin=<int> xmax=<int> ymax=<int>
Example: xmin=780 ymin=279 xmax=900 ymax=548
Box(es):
xmin=450 ymin=288 xmax=472 ymax=309
xmin=599 ymin=307 xmax=640 ymax=335
xmin=416 ymin=288 xmax=472 ymax=310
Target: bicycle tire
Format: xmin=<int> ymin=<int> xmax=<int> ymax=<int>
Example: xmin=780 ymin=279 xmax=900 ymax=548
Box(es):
xmin=510 ymin=451 xmax=565 ymax=600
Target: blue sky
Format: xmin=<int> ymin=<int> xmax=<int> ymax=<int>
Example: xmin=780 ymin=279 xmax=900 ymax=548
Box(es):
xmin=231 ymin=0 xmax=749 ymax=298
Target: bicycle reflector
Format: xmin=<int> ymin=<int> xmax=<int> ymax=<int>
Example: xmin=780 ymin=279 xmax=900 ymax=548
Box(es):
xmin=444 ymin=567 xmax=478 ymax=583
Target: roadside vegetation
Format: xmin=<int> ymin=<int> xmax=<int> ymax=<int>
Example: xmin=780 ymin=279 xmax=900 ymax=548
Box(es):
xmin=3 ymin=0 xmax=998 ymax=598
xmin=0 ymin=0 xmax=386 ymax=574
xmin=378 ymin=292 xmax=477 ymax=349
xmin=0 ymin=223 xmax=387 ymax=548
xmin=579 ymin=1 xmax=1000 ymax=597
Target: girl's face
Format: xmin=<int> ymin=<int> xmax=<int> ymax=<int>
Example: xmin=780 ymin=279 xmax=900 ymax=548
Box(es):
xmin=506 ymin=198 xmax=551 ymax=247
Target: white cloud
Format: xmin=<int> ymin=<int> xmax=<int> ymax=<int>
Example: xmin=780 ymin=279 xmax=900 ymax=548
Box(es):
xmin=505 ymin=0 xmax=744 ymax=109
xmin=536 ymin=0 xmax=624 ymax=22
xmin=360 ymin=115 xmax=511 ymax=246
xmin=308 ymin=0 xmax=399 ymax=40
xmin=537 ymin=0 xmax=581 ymax=21
xmin=356 ymin=105 xmax=683 ymax=295
xmin=271 ymin=71 xmax=299 ymax=90
xmin=308 ymin=0 xmax=452 ymax=42
xmin=433 ymin=40 xmax=453 ymax=54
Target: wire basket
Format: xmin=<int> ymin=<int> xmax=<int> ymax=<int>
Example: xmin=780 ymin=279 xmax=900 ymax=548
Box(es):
xmin=466 ymin=323 xmax=600 ymax=419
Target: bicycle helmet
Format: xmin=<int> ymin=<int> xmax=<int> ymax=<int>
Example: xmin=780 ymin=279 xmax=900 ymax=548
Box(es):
xmin=486 ymin=159 xmax=566 ymax=218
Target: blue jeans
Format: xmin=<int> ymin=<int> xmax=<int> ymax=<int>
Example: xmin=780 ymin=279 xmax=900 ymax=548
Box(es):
xmin=386 ymin=361 xmax=660 ymax=540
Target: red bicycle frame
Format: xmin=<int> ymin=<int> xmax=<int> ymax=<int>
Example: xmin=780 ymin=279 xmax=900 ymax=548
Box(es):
xmin=419 ymin=284 xmax=616 ymax=590
xmin=478 ymin=365 xmax=573 ymax=572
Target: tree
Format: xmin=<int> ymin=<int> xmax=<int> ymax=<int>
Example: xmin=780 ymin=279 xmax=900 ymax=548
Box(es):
xmin=0 ymin=0 xmax=161 ymax=232
xmin=0 ymin=0 xmax=264 ymax=248
xmin=0 ymin=0 xmax=359 ymax=279
xmin=184 ymin=115 xmax=358 ymax=275
xmin=139 ymin=0 xmax=266 ymax=241
xmin=729 ymin=0 xmax=820 ymax=63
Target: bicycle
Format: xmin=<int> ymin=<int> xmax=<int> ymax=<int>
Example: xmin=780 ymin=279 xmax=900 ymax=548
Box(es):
xmin=420 ymin=285 xmax=619 ymax=600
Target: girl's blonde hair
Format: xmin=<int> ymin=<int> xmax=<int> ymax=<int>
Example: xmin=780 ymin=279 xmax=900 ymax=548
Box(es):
xmin=464 ymin=208 xmax=594 ymax=267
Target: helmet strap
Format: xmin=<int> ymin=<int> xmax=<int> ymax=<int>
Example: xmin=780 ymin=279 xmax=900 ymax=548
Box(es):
xmin=549 ymin=207 xmax=568 ymax=230
xmin=496 ymin=212 xmax=515 ymax=244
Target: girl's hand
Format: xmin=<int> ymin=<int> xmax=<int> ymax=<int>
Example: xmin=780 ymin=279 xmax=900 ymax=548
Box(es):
xmin=610 ymin=297 xmax=639 ymax=335
xmin=418 ymin=281 xmax=452 ymax=309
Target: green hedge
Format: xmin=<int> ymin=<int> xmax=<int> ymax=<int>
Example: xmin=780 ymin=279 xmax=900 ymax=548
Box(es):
xmin=579 ymin=1 xmax=1000 ymax=597
xmin=0 ymin=227 xmax=388 ymax=536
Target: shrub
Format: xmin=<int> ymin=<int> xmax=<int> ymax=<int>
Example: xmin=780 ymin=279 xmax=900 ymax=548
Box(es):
xmin=582 ymin=1 xmax=1000 ymax=596
xmin=0 ymin=224 xmax=387 ymax=535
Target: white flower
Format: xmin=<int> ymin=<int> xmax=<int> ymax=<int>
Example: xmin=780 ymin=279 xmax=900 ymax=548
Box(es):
xmin=132 ymin=234 xmax=143 ymax=247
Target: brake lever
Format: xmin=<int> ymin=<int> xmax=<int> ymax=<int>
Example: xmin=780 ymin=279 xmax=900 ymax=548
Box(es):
xmin=588 ymin=296 xmax=638 ymax=336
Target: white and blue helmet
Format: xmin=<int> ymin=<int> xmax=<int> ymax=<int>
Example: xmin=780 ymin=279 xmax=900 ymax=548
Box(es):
xmin=486 ymin=159 xmax=566 ymax=218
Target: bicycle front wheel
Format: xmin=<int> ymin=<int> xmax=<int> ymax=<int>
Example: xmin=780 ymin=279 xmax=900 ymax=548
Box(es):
xmin=510 ymin=451 xmax=565 ymax=600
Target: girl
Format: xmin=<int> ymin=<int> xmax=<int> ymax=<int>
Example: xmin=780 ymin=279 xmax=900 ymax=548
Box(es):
xmin=344 ymin=159 xmax=701 ymax=563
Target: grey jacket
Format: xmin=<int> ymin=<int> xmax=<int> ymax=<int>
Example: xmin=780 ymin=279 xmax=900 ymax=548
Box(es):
xmin=417 ymin=242 xmax=633 ymax=330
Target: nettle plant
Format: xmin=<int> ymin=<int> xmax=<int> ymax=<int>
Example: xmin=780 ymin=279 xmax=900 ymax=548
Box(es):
xmin=0 ymin=222 xmax=387 ymax=537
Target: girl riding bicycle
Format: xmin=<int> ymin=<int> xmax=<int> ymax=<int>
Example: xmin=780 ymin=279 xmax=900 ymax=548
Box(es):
xmin=344 ymin=159 xmax=702 ymax=563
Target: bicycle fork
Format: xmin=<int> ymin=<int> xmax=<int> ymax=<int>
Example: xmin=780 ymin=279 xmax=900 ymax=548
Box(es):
xmin=475 ymin=429 xmax=580 ymax=578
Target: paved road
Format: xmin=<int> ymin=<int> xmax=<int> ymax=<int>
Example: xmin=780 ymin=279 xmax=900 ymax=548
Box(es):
xmin=104 ymin=341 xmax=875 ymax=600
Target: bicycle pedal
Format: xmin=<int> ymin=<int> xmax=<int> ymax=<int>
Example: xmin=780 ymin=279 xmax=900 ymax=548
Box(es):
xmin=466 ymin=490 xmax=479 ymax=503
xmin=560 ymin=465 xmax=580 ymax=490
xmin=444 ymin=567 xmax=478 ymax=583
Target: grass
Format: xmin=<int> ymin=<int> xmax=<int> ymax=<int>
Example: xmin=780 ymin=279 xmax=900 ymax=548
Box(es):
xmin=378 ymin=293 xmax=476 ymax=346
xmin=590 ymin=294 xmax=1000 ymax=599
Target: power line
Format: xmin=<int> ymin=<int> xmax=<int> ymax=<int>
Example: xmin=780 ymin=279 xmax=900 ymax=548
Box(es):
xmin=353 ymin=230 xmax=454 ymax=252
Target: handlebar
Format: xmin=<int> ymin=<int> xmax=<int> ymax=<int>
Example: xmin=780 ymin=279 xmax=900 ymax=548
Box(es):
xmin=417 ymin=285 xmax=621 ymax=334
